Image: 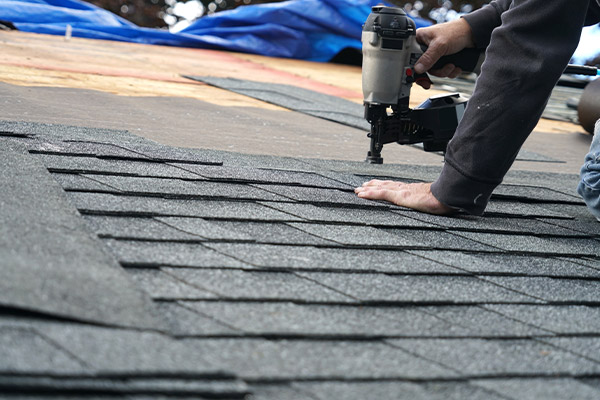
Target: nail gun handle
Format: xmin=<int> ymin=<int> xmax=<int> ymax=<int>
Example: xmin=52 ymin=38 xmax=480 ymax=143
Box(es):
xmin=422 ymin=46 xmax=484 ymax=73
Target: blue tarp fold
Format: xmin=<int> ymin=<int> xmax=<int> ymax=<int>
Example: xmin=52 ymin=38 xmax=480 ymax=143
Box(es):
xmin=0 ymin=0 xmax=431 ymax=61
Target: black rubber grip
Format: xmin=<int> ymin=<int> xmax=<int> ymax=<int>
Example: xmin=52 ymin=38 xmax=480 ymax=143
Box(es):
xmin=423 ymin=47 xmax=483 ymax=72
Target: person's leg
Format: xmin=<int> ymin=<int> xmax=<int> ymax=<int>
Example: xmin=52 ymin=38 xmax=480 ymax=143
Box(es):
xmin=577 ymin=119 xmax=600 ymax=221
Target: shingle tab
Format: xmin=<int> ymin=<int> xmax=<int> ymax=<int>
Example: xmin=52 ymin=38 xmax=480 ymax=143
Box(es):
xmin=30 ymin=140 xmax=151 ymax=160
xmin=384 ymin=228 xmax=500 ymax=251
xmin=253 ymin=184 xmax=378 ymax=206
xmin=155 ymin=301 xmax=240 ymax=336
xmin=402 ymin=212 xmax=585 ymax=236
xmin=205 ymin=243 xmax=460 ymax=273
xmin=538 ymin=218 xmax=600 ymax=237
xmin=173 ymin=163 xmax=351 ymax=188
xmin=386 ymin=338 xmax=600 ymax=375
xmin=542 ymin=337 xmax=600 ymax=363
xmin=184 ymin=338 xmax=456 ymax=379
xmin=88 ymin=174 xmax=286 ymax=201
xmin=211 ymin=221 xmax=336 ymax=245
xmin=484 ymin=201 xmax=571 ymax=218
xmin=0 ymin=327 xmax=85 ymax=374
xmin=288 ymin=223 xmax=425 ymax=247
xmin=484 ymin=304 xmax=600 ymax=334
xmin=482 ymin=276 xmax=600 ymax=303
xmin=409 ymin=250 xmax=600 ymax=277
xmin=294 ymin=381 xmax=507 ymax=400
xmin=51 ymin=173 xmax=118 ymax=192
xmin=125 ymin=268 xmax=218 ymax=299
xmin=473 ymin=378 xmax=600 ymax=400
xmin=155 ymin=216 xmax=255 ymax=241
xmin=33 ymin=153 xmax=201 ymax=179
xmin=117 ymin=143 xmax=224 ymax=165
xmin=67 ymin=192 xmax=300 ymax=220
xmin=183 ymin=301 xmax=463 ymax=337
xmin=452 ymin=231 xmax=600 ymax=256
xmin=265 ymin=202 xmax=437 ymax=227
xmin=295 ymin=273 xmax=538 ymax=303
xmin=36 ymin=322 xmax=223 ymax=374
xmin=103 ymin=240 xmax=248 ymax=267
xmin=419 ymin=305 xmax=550 ymax=336
xmin=164 ymin=268 xmax=356 ymax=302
xmin=83 ymin=215 xmax=202 ymax=240
xmin=492 ymin=185 xmax=583 ymax=204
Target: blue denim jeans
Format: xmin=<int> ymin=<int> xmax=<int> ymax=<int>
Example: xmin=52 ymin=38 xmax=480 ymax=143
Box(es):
xmin=577 ymin=119 xmax=600 ymax=221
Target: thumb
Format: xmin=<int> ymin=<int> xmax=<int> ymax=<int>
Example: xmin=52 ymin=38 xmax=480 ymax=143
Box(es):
xmin=414 ymin=41 xmax=447 ymax=74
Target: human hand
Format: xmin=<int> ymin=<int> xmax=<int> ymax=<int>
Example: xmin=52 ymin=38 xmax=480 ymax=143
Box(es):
xmin=355 ymin=180 xmax=456 ymax=215
xmin=414 ymin=18 xmax=475 ymax=89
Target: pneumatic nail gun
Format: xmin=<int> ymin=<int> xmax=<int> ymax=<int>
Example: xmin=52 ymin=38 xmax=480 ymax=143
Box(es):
xmin=362 ymin=6 xmax=483 ymax=163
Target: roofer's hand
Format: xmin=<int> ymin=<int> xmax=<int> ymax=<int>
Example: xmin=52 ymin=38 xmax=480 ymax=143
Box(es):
xmin=414 ymin=18 xmax=475 ymax=89
xmin=355 ymin=180 xmax=456 ymax=215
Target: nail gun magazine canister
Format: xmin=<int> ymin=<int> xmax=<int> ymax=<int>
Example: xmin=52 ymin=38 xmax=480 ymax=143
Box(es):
xmin=361 ymin=6 xmax=419 ymax=106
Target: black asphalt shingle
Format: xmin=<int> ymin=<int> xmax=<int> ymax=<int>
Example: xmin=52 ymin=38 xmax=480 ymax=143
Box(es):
xmin=88 ymin=174 xmax=288 ymax=201
xmin=1 ymin=142 xmax=159 ymax=330
xmin=2 ymin=120 xmax=599 ymax=398
xmin=294 ymin=272 xmax=539 ymax=304
xmin=190 ymin=338 xmax=456 ymax=380
xmin=68 ymin=192 xmax=299 ymax=220
xmin=482 ymin=276 xmax=600 ymax=303
xmin=163 ymin=268 xmax=356 ymax=303
xmin=104 ymin=240 xmax=248 ymax=268
xmin=262 ymin=201 xmax=438 ymax=227
xmin=182 ymin=301 xmax=461 ymax=337
xmin=173 ymin=163 xmax=352 ymax=189
xmin=0 ymin=327 xmax=85 ymax=373
xmin=291 ymin=381 xmax=509 ymax=400
xmin=126 ymin=268 xmax=219 ymax=300
xmin=473 ymin=378 xmax=600 ymax=400
xmin=33 ymin=153 xmax=202 ymax=179
xmin=386 ymin=338 xmax=600 ymax=376
xmin=483 ymin=304 xmax=600 ymax=334
xmin=204 ymin=243 xmax=461 ymax=273
xmin=410 ymin=250 xmax=600 ymax=278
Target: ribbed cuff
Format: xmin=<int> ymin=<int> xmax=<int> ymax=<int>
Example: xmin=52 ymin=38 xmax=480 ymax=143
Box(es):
xmin=430 ymin=161 xmax=500 ymax=216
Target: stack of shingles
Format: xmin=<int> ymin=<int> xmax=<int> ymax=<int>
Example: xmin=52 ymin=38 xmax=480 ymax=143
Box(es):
xmin=1 ymin=121 xmax=600 ymax=399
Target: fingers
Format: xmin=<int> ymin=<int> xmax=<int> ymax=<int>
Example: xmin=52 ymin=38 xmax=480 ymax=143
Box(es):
xmin=357 ymin=179 xmax=405 ymax=189
xmin=427 ymin=65 xmax=463 ymax=79
xmin=355 ymin=180 xmax=408 ymax=205
xmin=355 ymin=182 xmax=456 ymax=215
xmin=414 ymin=18 xmax=475 ymax=75
xmin=414 ymin=43 xmax=447 ymax=74
xmin=416 ymin=79 xmax=431 ymax=90
xmin=355 ymin=188 xmax=396 ymax=203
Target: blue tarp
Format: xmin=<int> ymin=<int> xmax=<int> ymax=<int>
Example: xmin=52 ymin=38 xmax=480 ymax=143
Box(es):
xmin=0 ymin=0 xmax=431 ymax=61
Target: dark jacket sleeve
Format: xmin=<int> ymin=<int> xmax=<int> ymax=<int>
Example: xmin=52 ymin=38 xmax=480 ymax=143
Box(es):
xmin=462 ymin=0 xmax=510 ymax=49
xmin=430 ymin=0 xmax=591 ymax=215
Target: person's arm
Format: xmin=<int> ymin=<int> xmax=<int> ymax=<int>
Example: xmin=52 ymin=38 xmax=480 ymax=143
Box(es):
xmin=462 ymin=0 xmax=511 ymax=49
xmin=414 ymin=0 xmax=511 ymax=78
xmin=357 ymin=0 xmax=590 ymax=216
xmin=431 ymin=0 xmax=590 ymax=215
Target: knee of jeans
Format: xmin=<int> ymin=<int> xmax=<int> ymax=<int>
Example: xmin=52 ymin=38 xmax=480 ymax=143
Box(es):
xmin=580 ymin=165 xmax=600 ymax=189
xmin=578 ymin=181 xmax=600 ymax=216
